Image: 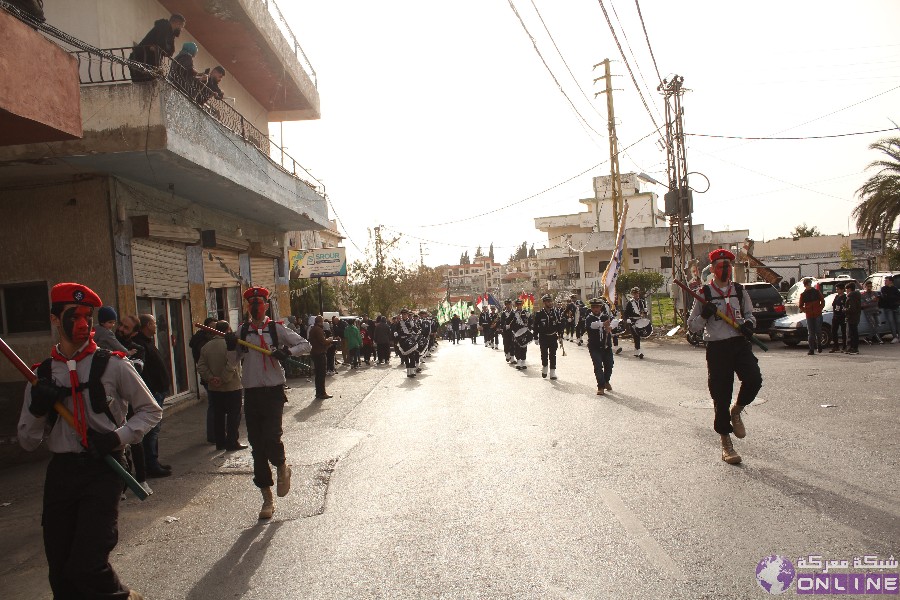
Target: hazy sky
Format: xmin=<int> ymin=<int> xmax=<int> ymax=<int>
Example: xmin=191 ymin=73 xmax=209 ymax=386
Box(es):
xmin=278 ymin=1 xmax=900 ymax=267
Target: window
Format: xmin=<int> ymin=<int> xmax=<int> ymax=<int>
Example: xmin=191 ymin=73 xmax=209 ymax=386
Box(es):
xmin=598 ymin=261 xmax=610 ymax=272
xmin=1 ymin=282 xmax=50 ymax=334
xmin=660 ymin=256 xmax=673 ymax=269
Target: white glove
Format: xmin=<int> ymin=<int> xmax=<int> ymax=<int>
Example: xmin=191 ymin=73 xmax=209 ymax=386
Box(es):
xmin=590 ymin=321 xmax=602 ymax=330
xmin=534 ymin=339 xmax=540 ymax=346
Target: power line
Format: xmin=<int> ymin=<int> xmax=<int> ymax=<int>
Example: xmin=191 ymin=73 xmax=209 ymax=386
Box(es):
xmin=403 ymin=124 xmax=664 ymax=228
xmin=595 ymin=0 xmax=660 ymax=133
xmin=506 ymin=0 xmax=606 ymax=139
xmin=527 ymin=0 xmax=607 ymax=122
xmin=608 ymin=0 xmax=663 ymax=123
xmin=686 ymin=126 xmax=900 ymax=140
xmin=633 ymin=0 xmax=662 ymax=83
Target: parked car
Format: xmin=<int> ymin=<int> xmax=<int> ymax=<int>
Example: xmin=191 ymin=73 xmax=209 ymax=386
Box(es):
xmin=822 ymin=267 xmax=866 ymax=282
xmin=784 ymin=277 xmax=855 ymax=315
xmin=769 ymin=292 xmax=897 ymax=347
xmin=865 ymin=271 xmax=900 ymax=291
xmin=742 ymin=282 xmax=786 ymax=335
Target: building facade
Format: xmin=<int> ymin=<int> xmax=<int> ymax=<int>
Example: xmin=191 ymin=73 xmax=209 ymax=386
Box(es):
xmin=0 ymin=0 xmax=328 ymax=421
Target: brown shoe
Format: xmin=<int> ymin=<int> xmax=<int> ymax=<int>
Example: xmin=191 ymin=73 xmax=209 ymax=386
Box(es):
xmin=258 ymin=487 xmax=275 ymax=520
xmin=604 ymin=382 xmax=613 ymax=391
xmin=730 ymin=404 xmax=746 ymax=439
xmin=720 ymin=435 xmax=742 ymax=465
xmin=276 ymin=463 xmax=292 ymax=497
xmin=596 ymin=388 xmax=605 ymax=395
xmin=128 ymin=591 xmax=145 ymax=600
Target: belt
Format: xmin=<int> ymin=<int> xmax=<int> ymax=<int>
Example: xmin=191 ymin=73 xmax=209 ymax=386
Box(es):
xmin=52 ymin=450 xmax=125 ymax=464
xmin=706 ymin=335 xmax=748 ymax=346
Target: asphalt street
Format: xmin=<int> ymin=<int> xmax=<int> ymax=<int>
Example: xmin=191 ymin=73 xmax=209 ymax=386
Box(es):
xmin=1 ymin=336 xmax=898 ymax=599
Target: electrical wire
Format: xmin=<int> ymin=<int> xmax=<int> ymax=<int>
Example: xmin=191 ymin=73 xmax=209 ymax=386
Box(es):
xmin=506 ymin=0 xmax=606 ymax=139
xmin=633 ymin=0 xmax=662 ymax=84
xmin=608 ymin=0 xmax=663 ymax=123
xmin=595 ymin=0 xmax=660 ymax=133
xmin=686 ymin=126 xmax=899 ymax=140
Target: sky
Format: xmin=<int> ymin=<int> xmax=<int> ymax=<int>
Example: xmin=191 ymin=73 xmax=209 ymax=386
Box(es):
xmin=276 ymin=1 xmax=900 ymax=268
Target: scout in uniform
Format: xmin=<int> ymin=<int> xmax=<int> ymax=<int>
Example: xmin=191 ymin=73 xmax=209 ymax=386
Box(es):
xmin=225 ymin=286 xmax=311 ymax=519
xmin=18 ymin=283 xmax=161 ymax=600
xmin=687 ymin=249 xmax=763 ymax=465
xmin=532 ymin=294 xmax=563 ymax=379
xmin=508 ymin=298 xmax=532 ymax=370
xmin=392 ymin=308 xmax=421 ymax=377
xmin=501 ymin=299 xmax=515 ymax=363
xmin=624 ymin=287 xmax=649 ymax=358
xmin=585 ymin=298 xmax=615 ymax=395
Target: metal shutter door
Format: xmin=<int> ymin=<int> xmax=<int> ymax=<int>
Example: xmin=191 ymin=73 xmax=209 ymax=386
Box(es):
xmin=132 ymin=238 xmax=189 ymax=298
xmin=203 ymin=249 xmax=243 ymax=288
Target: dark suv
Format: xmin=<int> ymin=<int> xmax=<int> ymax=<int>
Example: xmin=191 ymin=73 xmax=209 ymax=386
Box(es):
xmin=743 ymin=282 xmax=786 ymax=335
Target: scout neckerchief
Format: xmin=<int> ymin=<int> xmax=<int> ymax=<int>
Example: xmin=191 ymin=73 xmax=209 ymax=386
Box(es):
xmin=252 ymin=317 xmax=278 ymax=371
xmin=709 ymin=281 xmax=735 ymax=321
xmin=50 ymin=338 xmax=97 ymax=446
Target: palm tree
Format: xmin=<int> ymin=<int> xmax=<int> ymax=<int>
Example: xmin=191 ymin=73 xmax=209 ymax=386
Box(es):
xmin=854 ymin=137 xmax=900 ymax=247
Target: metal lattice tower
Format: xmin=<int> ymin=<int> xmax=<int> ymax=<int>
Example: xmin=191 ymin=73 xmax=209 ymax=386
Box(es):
xmin=659 ymin=75 xmax=695 ymax=322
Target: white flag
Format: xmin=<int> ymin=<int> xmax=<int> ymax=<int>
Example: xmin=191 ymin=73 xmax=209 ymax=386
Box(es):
xmin=601 ymin=202 xmax=629 ymax=306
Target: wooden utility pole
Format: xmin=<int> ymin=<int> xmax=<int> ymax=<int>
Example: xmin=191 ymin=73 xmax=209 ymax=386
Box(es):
xmin=594 ymin=59 xmax=628 ymax=274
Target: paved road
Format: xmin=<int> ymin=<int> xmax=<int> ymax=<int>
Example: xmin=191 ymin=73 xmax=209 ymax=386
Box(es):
xmin=1 ymin=337 xmax=898 ymax=599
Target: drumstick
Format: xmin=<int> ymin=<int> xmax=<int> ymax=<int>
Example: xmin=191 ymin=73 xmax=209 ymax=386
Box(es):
xmin=674 ymin=280 xmax=768 ymax=352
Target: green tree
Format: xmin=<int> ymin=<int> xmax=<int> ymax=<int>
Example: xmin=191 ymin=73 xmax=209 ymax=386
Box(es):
xmin=459 ymin=251 xmax=470 ymax=265
xmin=615 ymin=271 xmax=665 ymax=296
xmin=475 ymin=245 xmax=482 ymax=257
xmin=289 ymin=277 xmax=339 ymax=317
xmin=508 ymin=242 xmax=528 ymax=263
xmin=790 ymin=223 xmax=821 ymax=238
xmin=528 ymin=243 xmax=536 ymax=258
xmin=839 ymin=243 xmax=855 ymax=268
xmin=853 ymin=137 xmax=900 ymax=251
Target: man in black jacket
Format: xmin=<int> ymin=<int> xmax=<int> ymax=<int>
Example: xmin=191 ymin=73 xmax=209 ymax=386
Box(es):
xmin=133 ymin=314 xmax=172 ymax=477
xmin=130 ymin=13 xmax=185 ymax=81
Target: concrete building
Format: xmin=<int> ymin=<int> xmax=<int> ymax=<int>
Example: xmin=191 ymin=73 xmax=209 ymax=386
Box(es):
xmin=534 ymin=173 xmax=748 ymax=299
xmin=0 ymin=0 xmax=328 ymax=418
xmin=750 ymin=233 xmax=878 ymax=286
xmin=441 ymin=256 xmax=503 ymax=301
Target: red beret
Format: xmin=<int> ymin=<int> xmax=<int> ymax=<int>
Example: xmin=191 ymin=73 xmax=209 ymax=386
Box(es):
xmin=50 ymin=283 xmax=102 ymax=308
xmin=708 ymin=248 xmax=735 ymax=263
xmin=243 ymin=286 xmax=270 ymax=301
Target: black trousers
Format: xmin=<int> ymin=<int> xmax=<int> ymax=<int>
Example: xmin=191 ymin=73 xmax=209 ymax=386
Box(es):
xmin=832 ymin=316 xmax=847 ymax=349
xmin=503 ymin=331 xmax=513 ymax=354
xmin=539 ymin=336 xmax=558 ymax=368
xmin=376 ymin=343 xmax=391 ymax=363
xmin=210 ymin=389 xmax=243 ymax=448
xmin=401 ymin=350 xmax=419 ymax=368
xmin=326 ymin=346 xmax=336 ymax=371
xmin=514 ymin=342 xmax=528 ymax=360
xmin=43 ymin=453 xmax=130 ymax=599
xmin=575 ymin=322 xmax=585 ymax=339
xmin=243 ymin=385 xmax=287 ymax=488
xmin=848 ymin=319 xmax=860 ymax=350
xmin=630 ymin=321 xmax=642 ymax=350
xmin=706 ymin=337 xmax=763 ymax=435
xmin=312 ymin=353 xmax=327 ymax=396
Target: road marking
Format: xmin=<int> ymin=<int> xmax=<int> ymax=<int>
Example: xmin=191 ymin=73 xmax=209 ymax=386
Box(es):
xmin=598 ymin=488 xmax=683 ymax=580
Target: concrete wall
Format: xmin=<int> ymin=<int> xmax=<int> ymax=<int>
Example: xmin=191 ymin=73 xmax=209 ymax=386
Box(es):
xmin=42 ymin=0 xmax=269 ymax=134
xmin=0 ymin=10 xmax=82 ymax=145
xmin=754 ymin=234 xmax=862 ymax=258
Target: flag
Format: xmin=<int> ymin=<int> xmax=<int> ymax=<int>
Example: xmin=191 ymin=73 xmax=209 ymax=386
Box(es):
xmin=487 ymin=293 xmax=501 ymax=307
xmin=475 ymin=295 xmax=486 ymax=311
xmin=436 ymin=299 xmax=451 ymax=325
xmin=601 ymin=201 xmax=629 ymax=306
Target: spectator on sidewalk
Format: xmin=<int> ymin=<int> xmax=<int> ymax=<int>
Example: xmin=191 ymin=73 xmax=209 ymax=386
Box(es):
xmin=331 ymin=316 xmax=347 ymax=365
xmin=860 ymin=281 xmax=882 ymax=344
xmin=345 ymin=319 xmax=362 ymax=368
xmin=830 ymin=283 xmax=847 ymax=353
xmin=197 ymin=321 xmax=246 ymax=451
xmin=190 ymin=317 xmax=218 ymax=444
xmin=798 ymin=278 xmax=825 ymax=355
xmin=132 ymin=314 xmax=172 ymax=478
xmin=879 ymin=276 xmax=899 ymax=343
xmin=115 ymin=316 xmax=151 ymax=493
xmin=308 ymin=316 xmax=333 ymax=400
xmin=374 ymin=316 xmax=393 ymax=365
xmin=92 ymin=306 xmax=130 ymax=354
xmin=846 ymin=282 xmax=862 ymax=355
xmin=361 ymin=323 xmax=375 ymax=365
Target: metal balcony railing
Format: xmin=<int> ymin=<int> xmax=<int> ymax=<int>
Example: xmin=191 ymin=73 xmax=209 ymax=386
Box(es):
xmin=69 ymin=46 xmax=325 ymax=197
xmin=259 ymin=0 xmax=317 ymax=88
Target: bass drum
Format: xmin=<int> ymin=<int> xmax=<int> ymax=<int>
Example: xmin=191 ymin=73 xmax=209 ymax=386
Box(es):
xmin=399 ymin=336 xmax=419 ymax=356
xmin=633 ymin=318 xmax=653 ymax=338
xmin=514 ymin=330 xmax=534 ymax=347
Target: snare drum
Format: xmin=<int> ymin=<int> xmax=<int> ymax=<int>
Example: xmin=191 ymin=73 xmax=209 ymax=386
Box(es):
xmin=633 ymin=318 xmax=653 ymax=338
xmin=609 ymin=318 xmax=625 ymax=335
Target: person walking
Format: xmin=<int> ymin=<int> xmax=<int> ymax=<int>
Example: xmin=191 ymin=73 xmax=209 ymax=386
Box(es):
xmin=879 ymin=275 xmax=899 ymax=342
xmin=798 ymin=278 xmax=825 ymax=354
xmin=623 ymin=287 xmax=648 ymax=359
xmin=845 ymin=282 xmax=862 ymax=354
xmin=189 ymin=316 xmax=217 ymax=444
xmin=585 ymin=298 xmax=615 ymax=395
xmin=360 ymin=323 xmax=375 ymax=365
xmin=687 ymin=249 xmax=762 ymax=465
xmin=18 ymin=283 xmax=161 ymax=600
xmin=307 ymin=316 xmax=333 ymax=400
xmin=224 ymin=287 xmax=311 ymax=520
xmin=830 ymin=283 xmax=848 ymax=353
xmin=450 ymin=313 xmax=461 ymax=344
xmin=344 ymin=319 xmax=362 ymax=368
xmin=373 ymin=316 xmax=393 ymax=365
xmin=197 ymin=321 xmax=246 ymax=451
xmin=467 ymin=312 xmax=479 ymax=344
xmin=532 ymin=294 xmax=563 ymax=380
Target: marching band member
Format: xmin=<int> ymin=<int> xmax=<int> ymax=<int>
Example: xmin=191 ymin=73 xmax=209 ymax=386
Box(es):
xmin=624 ymin=287 xmax=648 ymax=359
xmin=501 ymin=299 xmax=515 ymax=363
xmin=585 ymin=297 xmax=615 ymax=395
xmin=687 ymin=248 xmax=763 ymax=465
xmin=533 ymin=294 xmax=563 ymax=379
xmin=508 ymin=298 xmax=532 ymax=370
xmin=479 ymin=307 xmax=493 ymax=348
xmin=393 ymin=308 xmax=420 ymax=377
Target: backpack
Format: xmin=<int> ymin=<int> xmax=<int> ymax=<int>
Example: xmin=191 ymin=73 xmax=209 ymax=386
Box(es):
xmin=37 ymin=348 xmax=118 ymax=427
xmin=702 ymin=282 xmax=744 ymax=311
xmin=239 ymin=320 xmax=279 ymax=349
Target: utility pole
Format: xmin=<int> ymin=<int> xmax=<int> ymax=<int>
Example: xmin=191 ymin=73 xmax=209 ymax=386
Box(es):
xmin=594 ymin=58 xmax=628 ymax=275
xmin=373 ymin=226 xmax=383 ymax=273
xmin=658 ymin=75 xmax=694 ymax=323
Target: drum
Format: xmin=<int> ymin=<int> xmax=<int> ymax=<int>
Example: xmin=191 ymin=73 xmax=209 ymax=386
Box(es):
xmin=633 ymin=318 xmax=653 ymax=338
xmin=399 ymin=336 xmax=418 ymax=356
xmin=609 ymin=318 xmax=625 ymax=335
xmin=514 ymin=329 xmax=534 ymax=347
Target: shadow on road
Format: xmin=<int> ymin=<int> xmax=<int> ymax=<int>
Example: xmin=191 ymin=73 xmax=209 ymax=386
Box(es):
xmin=186 ymin=520 xmax=285 ymax=600
xmin=294 ymin=400 xmax=328 ymax=423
